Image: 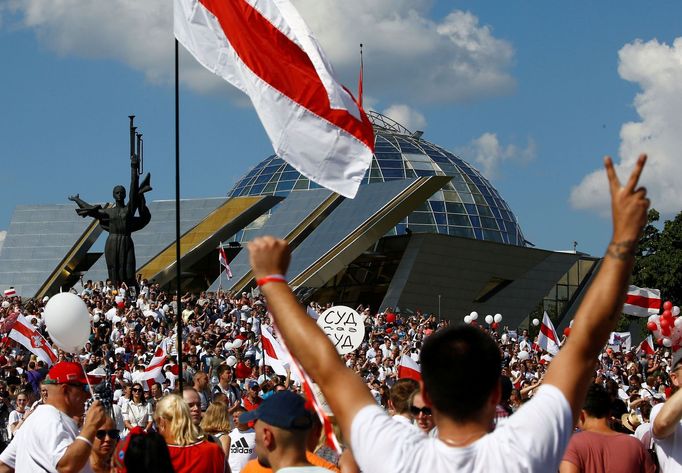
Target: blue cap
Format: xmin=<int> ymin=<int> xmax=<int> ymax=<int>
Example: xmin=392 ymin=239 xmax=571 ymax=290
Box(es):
xmin=239 ymin=391 xmax=313 ymax=430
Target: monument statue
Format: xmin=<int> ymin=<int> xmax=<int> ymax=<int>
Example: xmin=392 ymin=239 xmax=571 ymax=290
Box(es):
xmin=69 ymin=116 xmax=152 ymax=290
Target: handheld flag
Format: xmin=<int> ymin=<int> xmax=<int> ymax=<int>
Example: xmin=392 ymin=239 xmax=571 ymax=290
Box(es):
xmin=218 ymin=246 xmax=233 ymax=279
xmin=397 ymin=354 xmax=421 ymax=381
xmin=538 ymin=311 xmax=560 ymax=355
xmin=174 ymin=0 xmax=375 ymax=198
xmin=9 ymin=314 xmax=57 ymax=366
xmin=139 ymin=339 xmax=169 ymax=387
xmin=638 ymin=335 xmax=655 ymax=356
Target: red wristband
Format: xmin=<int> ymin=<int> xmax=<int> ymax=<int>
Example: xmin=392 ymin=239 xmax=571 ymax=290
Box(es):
xmin=256 ymin=274 xmax=287 ymax=287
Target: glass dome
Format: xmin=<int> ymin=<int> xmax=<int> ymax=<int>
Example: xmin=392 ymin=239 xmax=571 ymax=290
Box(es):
xmin=228 ymin=111 xmax=525 ymax=246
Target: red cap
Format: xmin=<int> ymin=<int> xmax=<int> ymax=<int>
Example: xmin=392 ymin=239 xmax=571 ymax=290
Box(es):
xmin=43 ymin=362 xmax=92 ymax=385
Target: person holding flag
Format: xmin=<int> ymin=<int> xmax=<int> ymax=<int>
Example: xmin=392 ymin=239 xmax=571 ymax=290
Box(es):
xmin=246 ymin=154 xmax=650 ymax=472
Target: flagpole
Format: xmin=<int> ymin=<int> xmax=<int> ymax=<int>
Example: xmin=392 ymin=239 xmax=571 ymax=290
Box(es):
xmin=219 ymin=242 xmax=223 ymax=292
xmin=175 ymin=38 xmax=184 ymax=392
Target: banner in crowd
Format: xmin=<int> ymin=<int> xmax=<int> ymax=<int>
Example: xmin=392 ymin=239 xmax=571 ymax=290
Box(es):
xmin=623 ymin=285 xmax=661 ymax=317
xmin=397 ymin=355 xmax=421 ymax=381
xmin=538 ymin=311 xmax=560 ymax=355
xmin=261 ymin=325 xmax=293 ymax=378
xmin=607 ymin=331 xmax=632 ymax=352
xmin=174 ymin=0 xmax=375 ymax=198
xmin=8 ymin=314 xmax=57 ymax=366
xmin=317 ymin=306 xmax=365 ymax=355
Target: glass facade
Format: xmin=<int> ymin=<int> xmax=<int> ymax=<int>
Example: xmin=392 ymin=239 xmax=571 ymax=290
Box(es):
xmin=228 ymin=112 xmax=525 ymax=246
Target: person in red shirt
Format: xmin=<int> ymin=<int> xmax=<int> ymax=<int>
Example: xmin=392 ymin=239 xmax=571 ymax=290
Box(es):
xmin=155 ymin=394 xmax=225 ymax=473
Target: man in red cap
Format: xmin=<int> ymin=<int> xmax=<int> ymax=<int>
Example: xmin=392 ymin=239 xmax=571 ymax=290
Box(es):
xmin=0 ymin=361 xmax=107 ymax=472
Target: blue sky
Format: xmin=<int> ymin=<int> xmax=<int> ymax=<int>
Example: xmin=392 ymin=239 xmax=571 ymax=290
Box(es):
xmin=1 ymin=1 xmax=681 ymax=256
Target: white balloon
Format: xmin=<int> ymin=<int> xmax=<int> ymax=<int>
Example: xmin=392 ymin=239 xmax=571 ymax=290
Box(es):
xmin=470 ymin=311 xmax=478 ymax=320
xmin=674 ymin=306 xmax=681 ymax=316
xmin=44 ymin=293 xmax=91 ymax=353
xmin=232 ymin=339 xmax=244 ymax=348
xmin=663 ymin=338 xmax=673 ymax=347
xmin=532 ymin=318 xmax=540 ymax=327
xmin=485 ymin=315 xmax=494 ymax=325
xmin=675 ymin=318 xmax=682 ymax=329
xmin=224 ymin=341 xmax=234 ymax=350
xmin=517 ymin=351 xmax=530 ymax=361
xmin=464 ymin=315 xmax=472 ymax=324
xmin=226 ymin=356 xmax=237 ymax=367
xmin=500 ymin=334 xmax=509 ymax=344
xmin=93 ymin=314 xmax=100 ymax=323
xmin=494 ymin=313 xmax=503 ymax=323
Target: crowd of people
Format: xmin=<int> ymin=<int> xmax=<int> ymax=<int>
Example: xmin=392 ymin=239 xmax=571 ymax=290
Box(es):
xmin=0 ymin=155 xmax=676 ymax=472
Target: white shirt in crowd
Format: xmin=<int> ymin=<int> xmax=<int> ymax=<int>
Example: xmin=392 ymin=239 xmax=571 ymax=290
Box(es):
xmin=228 ymin=427 xmax=256 ymax=473
xmin=650 ymin=403 xmax=682 ymax=472
xmin=351 ymin=385 xmax=572 ymax=473
xmin=0 ymin=404 xmax=95 ymax=473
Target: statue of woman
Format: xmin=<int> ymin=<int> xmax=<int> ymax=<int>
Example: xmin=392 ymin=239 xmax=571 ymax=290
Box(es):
xmin=69 ymin=154 xmax=151 ymax=289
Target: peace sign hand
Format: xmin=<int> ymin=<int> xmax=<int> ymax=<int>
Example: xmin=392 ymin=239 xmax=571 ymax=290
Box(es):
xmin=604 ymin=154 xmax=650 ymax=246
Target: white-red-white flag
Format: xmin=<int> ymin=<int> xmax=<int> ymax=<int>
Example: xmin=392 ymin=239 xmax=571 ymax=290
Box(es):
xmin=9 ymin=314 xmax=57 ymax=366
xmin=3 ymin=289 xmax=16 ymax=298
xmin=139 ymin=339 xmax=169 ymax=387
xmin=397 ymin=354 xmax=421 ymax=381
xmin=218 ymin=246 xmax=233 ymax=279
xmin=261 ymin=325 xmax=292 ymax=378
xmin=538 ymin=311 xmax=560 ymax=355
xmin=174 ymin=0 xmax=375 ymax=198
xmin=624 ymin=286 xmax=661 ymax=317
xmin=638 ymin=335 xmax=656 ymax=356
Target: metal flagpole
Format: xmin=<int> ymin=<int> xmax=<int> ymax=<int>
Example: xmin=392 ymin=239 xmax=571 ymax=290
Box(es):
xmin=175 ymin=38 xmax=184 ymax=392
xmin=219 ymin=242 xmax=223 ymax=292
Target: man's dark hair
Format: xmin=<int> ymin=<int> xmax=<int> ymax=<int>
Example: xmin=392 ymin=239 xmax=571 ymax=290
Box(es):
xmin=583 ymin=383 xmax=611 ymax=419
xmin=389 ymin=379 xmax=419 ymax=415
xmin=420 ymin=326 xmax=501 ymax=422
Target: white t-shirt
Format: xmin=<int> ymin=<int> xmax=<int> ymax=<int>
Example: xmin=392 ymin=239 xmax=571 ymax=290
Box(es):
xmin=651 ymin=402 xmax=682 ymax=472
xmin=0 ymin=404 xmax=95 ymax=473
xmin=351 ymin=384 xmax=572 ymax=473
xmin=228 ymin=427 xmax=256 ymax=473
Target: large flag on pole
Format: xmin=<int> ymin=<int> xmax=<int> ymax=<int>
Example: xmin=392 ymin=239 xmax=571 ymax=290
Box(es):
xmin=623 ymin=285 xmax=661 ymax=317
xmin=218 ymin=246 xmax=233 ymax=279
xmin=538 ymin=311 xmax=560 ymax=355
xmin=174 ymin=0 xmax=375 ymax=198
xmin=9 ymin=314 xmax=57 ymax=366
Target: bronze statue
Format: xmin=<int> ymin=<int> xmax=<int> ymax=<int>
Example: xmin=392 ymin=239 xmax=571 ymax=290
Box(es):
xmin=70 ymin=116 xmax=152 ymax=290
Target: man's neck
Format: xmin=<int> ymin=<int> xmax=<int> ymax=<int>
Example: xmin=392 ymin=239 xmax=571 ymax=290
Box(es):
xmin=434 ymin=411 xmax=492 ymax=448
xmin=581 ymin=416 xmax=617 ymax=435
xmin=268 ymin=448 xmax=310 ymax=472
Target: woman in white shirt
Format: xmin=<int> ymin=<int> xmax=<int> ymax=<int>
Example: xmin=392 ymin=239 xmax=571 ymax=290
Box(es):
xmin=122 ymin=383 xmax=153 ymax=436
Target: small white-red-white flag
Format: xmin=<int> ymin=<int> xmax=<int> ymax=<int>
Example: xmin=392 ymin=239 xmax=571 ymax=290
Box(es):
xmin=218 ymin=246 xmax=233 ymax=279
xmin=638 ymin=335 xmax=656 ymax=356
xmin=139 ymin=339 xmax=169 ymax=387
xmin=3 ymin=289 xmax=16 ymax=298
xmin=261 ymin=325 xmax=293 ymax=378
xmin=9 ymin=314 xmax=57 ymax=366
xmin=174 ymin=0 xmax=375 ymax=198
xmin=624 ymin=286 xmax=661 ymax=317
xmin=538 ymin=311 xmax=560 ymax=355
xmin=397 ymin=354 xmax=421 ymax=381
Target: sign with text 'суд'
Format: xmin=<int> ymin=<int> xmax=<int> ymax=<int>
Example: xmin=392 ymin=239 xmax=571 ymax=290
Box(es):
xmin=317 ymin=306 xmax=365 ymax=355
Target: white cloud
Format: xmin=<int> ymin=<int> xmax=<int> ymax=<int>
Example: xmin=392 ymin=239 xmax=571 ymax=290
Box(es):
xmin=0 ymin=231 xmax=5 ymax=257
xmin=1 ymin=1 xmax=515 ymax=105
xmin=571 ymin=38 xmax=682 ymax=215
xmin=381 ymin=104 xmax=427 ymax=131
xmin=459 ymin=132 xmax=536 ymax=179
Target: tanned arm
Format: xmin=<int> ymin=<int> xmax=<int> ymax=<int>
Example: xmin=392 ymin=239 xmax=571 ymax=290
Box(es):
xmin=653 ymin=379 xmax=682 ymax=438
xmin=248 ymin=238 xmax=375 ymax=441
xmin=543 ymin=155 xmax=649 ymax=424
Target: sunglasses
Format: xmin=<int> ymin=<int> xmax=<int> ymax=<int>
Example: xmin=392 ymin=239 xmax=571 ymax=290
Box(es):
xmin=96 ymin=429 xmax=120 ymax=440
xmin=132 ymin=388 xmax=143 ymax=393
xmin=410 ymin=406 xmax=432 ymax=416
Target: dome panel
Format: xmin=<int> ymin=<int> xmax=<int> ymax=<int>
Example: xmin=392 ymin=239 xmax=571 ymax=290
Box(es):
xmin=227 ymin=111 xmax=525 ymax=246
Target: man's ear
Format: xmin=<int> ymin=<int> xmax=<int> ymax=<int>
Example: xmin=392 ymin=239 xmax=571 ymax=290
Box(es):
xmin=578 ymin=410 xmax=586 ymax=429
xmin=263 ymin=426 xmax=276 ymax=451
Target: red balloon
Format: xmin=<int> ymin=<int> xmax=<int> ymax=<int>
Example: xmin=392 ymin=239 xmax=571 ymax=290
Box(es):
xmin=664 ymin=301 xmax=673 ymax=311
xmin=385 ymin=327 xmax=393 ymax=334
xmin=117 ymin=301 xmax=125 ymax=309
xmin=647 ymin=321 xmax=659 ymax=332
xmin=563 ymin=327 xmax=571 ymax=337
xmin=491 ymin=322 xmax=498 ymax=330
xmin=662 ymin=326 xmax=672 ymax=337
xmin=657 ymin=338 xmax=664 ymax=346
xmin=385 ymin=313 xmax=396 ymax=324
xmin=663 ymin=310 xmax=673 ymax=320
xmin=661 ymin=318 xmax=671 ymax=329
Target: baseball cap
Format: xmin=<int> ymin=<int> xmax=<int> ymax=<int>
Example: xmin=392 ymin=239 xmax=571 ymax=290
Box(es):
xmin=43 ymin=361 xmax=95 ymax=385
xmin=239 ymin=391 xmax=313 ymax=430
